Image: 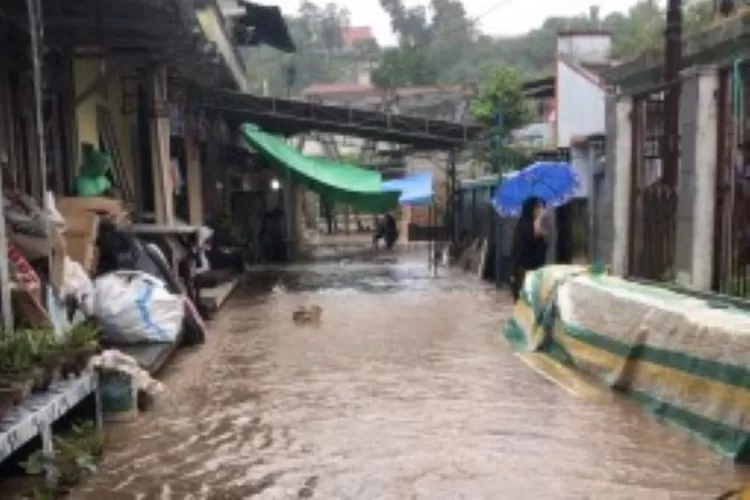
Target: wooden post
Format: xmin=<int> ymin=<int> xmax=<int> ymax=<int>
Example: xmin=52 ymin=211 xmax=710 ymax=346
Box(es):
xmin=148 ymin=66 xmax=173 ymax=225
xmin=184 ymin=93 xmax=203 ymax=225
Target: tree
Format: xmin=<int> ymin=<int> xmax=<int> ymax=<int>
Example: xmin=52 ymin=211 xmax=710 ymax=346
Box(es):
xmin=469 ymin=67 xmax=533 ymax=173
xmin=684 ymin=0 xmax=716 ymax=35
xmin=371 ymin=45 xmax=437 ymax=88
xmin=608 ymin=0 xmax=664 ymax=58
xmin=470 ymin=67 xmax=531 ymax=132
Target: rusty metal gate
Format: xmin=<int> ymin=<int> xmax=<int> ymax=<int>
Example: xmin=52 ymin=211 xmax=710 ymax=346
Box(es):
xmin=714 ymin=67 xmax=750 ymax=298
xmin=628 ymin=93 xmax=678 ymax=281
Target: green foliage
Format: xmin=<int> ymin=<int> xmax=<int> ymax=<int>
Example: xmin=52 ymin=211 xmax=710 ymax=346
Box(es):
xmin=241 ymin=0 xmax=720 ymax=103
xmin=371 ymin=45 xmax=437 ymax=88
xmin=22 ymin=419 xmax=103 ymax=494
xmin=470 ymin=67 xmax=531 ymax=131
xmin=65 ymin=322 xmax=99 ymax=351
xmin=241 ymin=0 xmax=380 ymax=97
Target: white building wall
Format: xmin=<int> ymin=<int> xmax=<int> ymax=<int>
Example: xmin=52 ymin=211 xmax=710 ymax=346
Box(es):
xmin=556 ymin=60 xmax=606 ymax=148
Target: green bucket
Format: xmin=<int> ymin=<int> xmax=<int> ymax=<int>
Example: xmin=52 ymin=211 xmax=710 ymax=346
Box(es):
xmin=99 ymin=370 xmax=138 ymax=421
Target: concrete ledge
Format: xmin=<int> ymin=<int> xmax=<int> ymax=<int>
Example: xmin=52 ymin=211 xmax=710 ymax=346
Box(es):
xmin=505 ymin=265 xmax=750 ymax=462
xmin=199 ymin=277 xmax=240 ymax=311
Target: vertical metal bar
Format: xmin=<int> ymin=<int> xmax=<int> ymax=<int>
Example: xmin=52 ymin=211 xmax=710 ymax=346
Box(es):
xmin=628 ymin=98 xmax=641 ymax=276
xmin=427 ymin=204 xmax=433 ymax=271
xmin=432 ymin=203 xmax=438 ymax=278
xmin=713 ymin=69 xmax=729 ymax=292
xmin=495 ymin=210 xmax=502 ymax=288
xmin=28 ymin=0 xmax=48 ymax=201
xmin=448 ymin=149 xmax=457 ymax=244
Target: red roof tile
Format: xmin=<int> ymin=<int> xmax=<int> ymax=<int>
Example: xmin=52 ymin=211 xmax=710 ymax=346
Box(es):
xmin=342 ymin=26 xmax=374 ymax=45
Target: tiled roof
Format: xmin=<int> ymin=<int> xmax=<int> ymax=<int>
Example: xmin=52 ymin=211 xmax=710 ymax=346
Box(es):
xmin=343 ymin=26 xmax=374 ymax=45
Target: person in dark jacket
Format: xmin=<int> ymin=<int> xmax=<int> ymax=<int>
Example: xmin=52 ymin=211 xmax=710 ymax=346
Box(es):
xmin=509 ymin=196 xmax=548 ymax=302
xmin=383 ymin=212 xmax=399 ymax=250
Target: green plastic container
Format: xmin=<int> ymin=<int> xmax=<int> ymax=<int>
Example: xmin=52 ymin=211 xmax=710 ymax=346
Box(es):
xmin=99 ymin=370 xmax=138 ymax=421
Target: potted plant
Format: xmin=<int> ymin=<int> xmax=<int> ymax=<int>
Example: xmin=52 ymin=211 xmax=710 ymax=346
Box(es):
xmin=0 ymin=335 xmax=35 ymax=400
xmin=25 ymin=329 xmax=61 ymax=392
xmin=63 ymin=322 xmax=100 ymax=375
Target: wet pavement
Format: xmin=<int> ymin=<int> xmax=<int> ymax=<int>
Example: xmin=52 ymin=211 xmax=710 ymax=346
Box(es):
xmin=70 ymin=252 xmax=750 ymax=499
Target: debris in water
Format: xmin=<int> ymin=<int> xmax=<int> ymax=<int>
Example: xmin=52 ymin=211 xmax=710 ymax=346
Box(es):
xmin=293 ymin=304 xmax=322 ymax=324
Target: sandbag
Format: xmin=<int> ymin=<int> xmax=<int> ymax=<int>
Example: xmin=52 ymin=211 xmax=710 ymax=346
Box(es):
xmin=93 ymin=270 xmax=184 ymax=344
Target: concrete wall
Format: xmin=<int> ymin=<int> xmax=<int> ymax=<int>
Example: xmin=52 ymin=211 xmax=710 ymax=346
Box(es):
xmin=674 ymin=67 xmax=718 ymax=290
xmin=604 ymin=94 xmax=632 ymax=275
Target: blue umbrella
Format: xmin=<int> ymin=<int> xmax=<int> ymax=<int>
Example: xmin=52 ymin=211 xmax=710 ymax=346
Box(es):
xmin=492 ymin=161 xmax=580 ymax=216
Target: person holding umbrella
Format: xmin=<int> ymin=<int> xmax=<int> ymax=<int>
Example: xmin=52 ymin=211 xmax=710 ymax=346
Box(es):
xmin=509 ymin=196 xmax=548 ymax=302
xmin=492 ymin=161 xmax=579 ymax=301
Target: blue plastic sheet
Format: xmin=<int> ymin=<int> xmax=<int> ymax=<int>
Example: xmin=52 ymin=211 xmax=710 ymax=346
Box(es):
xmin=382 ymin=172 xmax=433 ymax=206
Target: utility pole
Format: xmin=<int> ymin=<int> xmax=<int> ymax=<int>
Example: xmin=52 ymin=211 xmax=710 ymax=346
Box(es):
xmin=662 ymin=0 xmax=683 ymax=188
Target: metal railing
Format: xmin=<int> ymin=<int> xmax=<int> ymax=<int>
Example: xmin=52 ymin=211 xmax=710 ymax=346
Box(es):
xmin=714 ymin=67 xmax=750 ymax=299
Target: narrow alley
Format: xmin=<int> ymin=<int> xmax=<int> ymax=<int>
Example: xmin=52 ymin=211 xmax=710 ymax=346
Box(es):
xmin=70 ymin=253 xmax=750 ymax=499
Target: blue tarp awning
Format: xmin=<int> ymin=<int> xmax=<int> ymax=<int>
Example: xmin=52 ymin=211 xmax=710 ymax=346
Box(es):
xmin=382 ymin=171 xmax=433 ymax=206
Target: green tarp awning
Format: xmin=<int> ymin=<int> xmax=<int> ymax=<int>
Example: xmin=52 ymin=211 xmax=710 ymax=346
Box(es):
xmin=240 ymin=124 xmax=399 ymax=213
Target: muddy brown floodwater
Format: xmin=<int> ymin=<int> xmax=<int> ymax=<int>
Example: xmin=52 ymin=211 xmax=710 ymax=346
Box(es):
xmin=71 ymin=253 xmax=750 ymax=499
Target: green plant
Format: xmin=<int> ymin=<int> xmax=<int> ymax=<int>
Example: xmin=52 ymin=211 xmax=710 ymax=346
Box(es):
xmin=0 ymin=334 xmax=35 ymax=375
xmin=22 ymin=430 xmax=99 ymax=489
xmin=23 ymin=329 xmax=59 ymax=363
xmin=64 ymin=322 xmax=99 ymax=351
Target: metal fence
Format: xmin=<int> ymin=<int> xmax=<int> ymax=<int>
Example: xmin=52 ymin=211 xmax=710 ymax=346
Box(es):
xmin=714 ymin=67 xmax=750 ymax=299
xmin=454 ymin=181 xmax=516 ymax=285
xmin=628 ymin=93 xmax=679 ymax=281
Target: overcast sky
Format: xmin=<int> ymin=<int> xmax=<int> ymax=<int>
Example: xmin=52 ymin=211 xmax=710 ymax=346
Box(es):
xmin=260 ymin=0 xmax=667 ymax=46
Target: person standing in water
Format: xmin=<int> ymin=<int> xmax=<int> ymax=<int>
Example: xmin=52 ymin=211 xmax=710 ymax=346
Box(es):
xmin=383 ymin=212 xmax=399 ymax=250
xmin=509 ymin=196 xmax=548 ymax=302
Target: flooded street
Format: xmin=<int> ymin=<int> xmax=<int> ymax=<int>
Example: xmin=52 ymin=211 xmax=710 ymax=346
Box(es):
xmin=74 ymin=252 xmax=750 ymax=499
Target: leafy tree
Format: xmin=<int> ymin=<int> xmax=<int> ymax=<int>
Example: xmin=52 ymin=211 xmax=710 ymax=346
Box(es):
xmin=371 ymin=45 xmax=437 ymax=88
xmin=468 ymin=66 xmax=533 ymax=173
xmin=470 ymin=67 xmax=531 ymax=132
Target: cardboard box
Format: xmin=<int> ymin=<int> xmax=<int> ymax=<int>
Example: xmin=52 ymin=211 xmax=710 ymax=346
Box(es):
xmin=57 ymin=196 xmax=128 ymax=225
xmin=60 ymin=209 xmax=100 ymax=273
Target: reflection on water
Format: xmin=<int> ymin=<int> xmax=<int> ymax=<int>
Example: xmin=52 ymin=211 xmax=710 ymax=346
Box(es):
xmin=67 ymin=254 xmax=749 ymax=499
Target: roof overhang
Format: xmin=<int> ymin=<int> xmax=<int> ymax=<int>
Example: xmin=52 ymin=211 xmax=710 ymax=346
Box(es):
xmin=197 ymin=88 xmax=485 ymax=150
xmin=522 ymin=76 xmax=555 ymax=99
xmin=233 ymin=0 xmax=295 ymax=53
xmin=195 ymin=0 xmax=248 ymax=91
xmin=36 ymin=0 xmax=229 ymax=87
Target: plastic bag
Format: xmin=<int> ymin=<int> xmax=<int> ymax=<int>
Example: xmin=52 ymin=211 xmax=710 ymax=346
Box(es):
xmin=61 ymin=257 xmax=95 ymax=315
xmin=75 ymin=143 xmax=112 ymax=197
xmin=93 ymin=270 xmax=184 ymax=344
